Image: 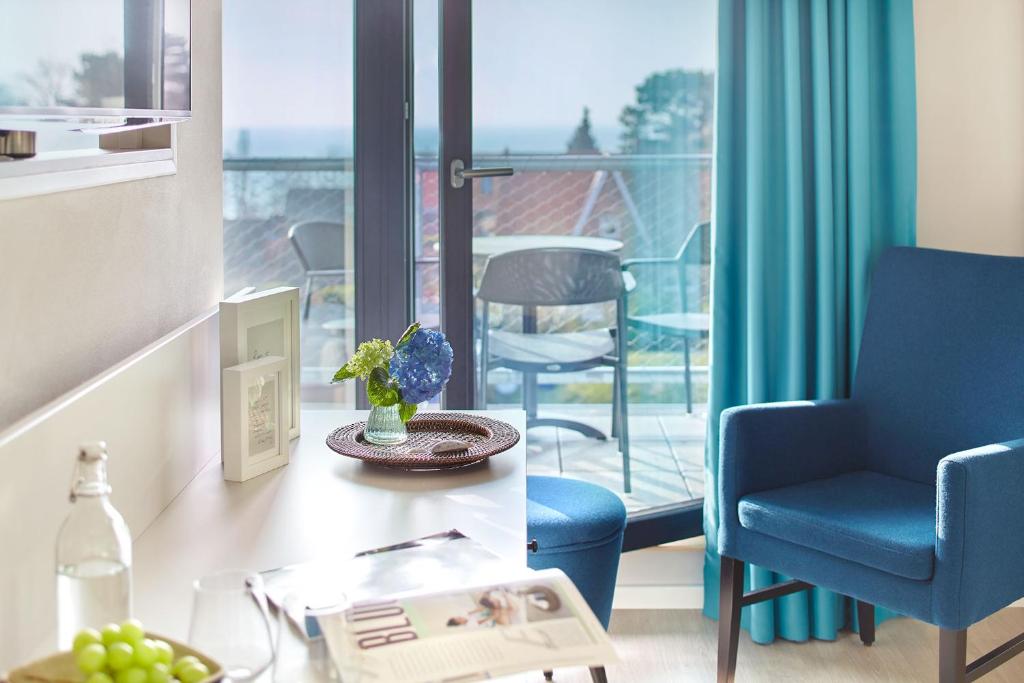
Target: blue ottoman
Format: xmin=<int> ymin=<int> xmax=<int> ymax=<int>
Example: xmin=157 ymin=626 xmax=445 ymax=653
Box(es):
xmin=527 ymin=475 xmax=627 ymax=629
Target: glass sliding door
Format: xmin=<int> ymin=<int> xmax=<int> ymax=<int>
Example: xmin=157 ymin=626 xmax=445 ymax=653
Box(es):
xmin=222 ymin=0 xmax=356 ymax=406
xmin=413 ymin=0 xmax=442 ymax=335
xmin=222 ymin=0 xmax=716 ymax=541
xmin=422 ymin=0 xmax=715 ymax=535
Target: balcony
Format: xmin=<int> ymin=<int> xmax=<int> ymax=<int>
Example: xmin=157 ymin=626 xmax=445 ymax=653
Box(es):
xmin=223 ymin=153 xmax=710 ymax=511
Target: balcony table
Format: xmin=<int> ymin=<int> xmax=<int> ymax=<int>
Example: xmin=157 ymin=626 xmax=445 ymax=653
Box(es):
xmin=131 ymin=408 xmax=527 ymax=680
xmin=472 ymin=235 xmax=623 ymax=257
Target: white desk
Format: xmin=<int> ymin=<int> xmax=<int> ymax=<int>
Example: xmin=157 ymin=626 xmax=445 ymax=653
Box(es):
xmin=132 ymin=409 xmax=527 ymax=641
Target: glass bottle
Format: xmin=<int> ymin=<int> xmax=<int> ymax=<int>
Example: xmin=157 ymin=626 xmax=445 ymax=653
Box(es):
xmin=56 ymin=442 xmax=132 ymax=648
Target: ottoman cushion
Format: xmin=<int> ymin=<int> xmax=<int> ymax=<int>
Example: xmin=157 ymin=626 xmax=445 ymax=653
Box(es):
xmin=527 ymin=476 xmax=627 ymax=628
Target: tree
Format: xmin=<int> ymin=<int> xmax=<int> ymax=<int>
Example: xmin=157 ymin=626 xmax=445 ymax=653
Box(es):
xmin=566 ymin=106 xmax=600 ymax=154
xmin=74 ymin=51 xmax=124 ymax=107
xmin=24 ymin=60 xmax=74 ymax=107
xmin=619 ymin=69 xmax=714 ymax=154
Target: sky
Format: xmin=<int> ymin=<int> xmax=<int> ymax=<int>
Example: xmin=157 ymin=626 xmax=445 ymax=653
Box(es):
xmin=0 ymin=1 xmax=123 ymax=84
xmin=223 ymin=0 xmax=716 ymax=132
xmin=0 ymin=0 xmax=191 ymax=88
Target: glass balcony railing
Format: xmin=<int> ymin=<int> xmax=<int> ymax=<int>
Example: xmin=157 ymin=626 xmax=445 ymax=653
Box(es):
xmin=224 ymin=153 xmax=710 ymax=509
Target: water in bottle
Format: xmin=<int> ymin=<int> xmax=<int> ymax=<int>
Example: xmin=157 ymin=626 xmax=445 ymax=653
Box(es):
xmin=55 ymin=442 xmax=132 ymax=647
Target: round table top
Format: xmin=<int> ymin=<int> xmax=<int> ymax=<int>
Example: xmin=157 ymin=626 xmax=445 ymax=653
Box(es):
xmin=472 ymin=234 xmax=624 ymax=257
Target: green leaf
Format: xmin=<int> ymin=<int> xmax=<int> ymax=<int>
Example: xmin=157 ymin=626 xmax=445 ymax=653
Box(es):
xmin=366 ymin=367 xmax=400 ymax=407
xmin=331 ymin=365 xmax=356 ymax=383
xmin=396 ymin=322 xmax=421 ymax=348
xmin=398 ymin=401 xmax=418 ymax=423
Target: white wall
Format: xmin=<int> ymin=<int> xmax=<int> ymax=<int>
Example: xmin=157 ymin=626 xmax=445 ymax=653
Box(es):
xmin=915 ymin=0 xmax=1024 ymax=256
xmin=0 ymin=1 xmax=223 ymax=429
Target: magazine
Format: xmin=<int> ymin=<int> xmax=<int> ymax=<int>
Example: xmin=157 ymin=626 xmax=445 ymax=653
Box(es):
xmin=262 ymin=530 xmax=529 ymax=639
xmin=316 ymin=569 xmax=618 ymax=683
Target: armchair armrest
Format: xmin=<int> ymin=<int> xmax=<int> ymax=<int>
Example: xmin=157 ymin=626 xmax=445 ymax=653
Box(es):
xmin=933 ymin=438 xmax=1024 ymax=629
xmin=621 ymin=256 xmax=677 ymax=269
xmin=718 ymin=400 xmax=866 ymax=554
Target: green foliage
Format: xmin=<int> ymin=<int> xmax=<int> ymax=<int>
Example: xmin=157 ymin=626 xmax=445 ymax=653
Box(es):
xmin=74 ymin=51 xmax=124 ymax=107
xmin=399 ymin=401 xmax=418 ymax=422
xmin=331 ymin=365 xmax=356 ymax=383
xmin=331 ymin=323 xmax=446 ymax=415
xmin=334 ymin=338 xmax=394 ymax=382
xmin=367 ymin=368 xmax=400 ymax=407
xmin=319 ymin=283 xmax=353 ymax=305
xmin=619 ymin=69 xmax=714 ymax=155
xmin=396 ymin=322 xmax=421 ymax=348
xmin=566 ymin=106 xmax=600 ymax=154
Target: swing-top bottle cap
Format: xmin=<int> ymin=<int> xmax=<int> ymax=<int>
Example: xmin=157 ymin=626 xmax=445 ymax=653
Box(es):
xmin=78 ymin=441 xmax=109 ymax=462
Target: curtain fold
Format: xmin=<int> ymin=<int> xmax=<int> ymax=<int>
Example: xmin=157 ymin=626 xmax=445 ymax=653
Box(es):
xmin=703 ymin=0 xmax=917 ymax=644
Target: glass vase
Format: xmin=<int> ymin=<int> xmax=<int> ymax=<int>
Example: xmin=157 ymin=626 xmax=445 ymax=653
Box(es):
xmin=364 ymin=404 xmax=408 ymax=445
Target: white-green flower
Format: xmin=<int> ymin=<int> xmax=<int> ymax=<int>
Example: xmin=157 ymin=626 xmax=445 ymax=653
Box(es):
xmin=332 ymin=338 xmax=394 ymax=382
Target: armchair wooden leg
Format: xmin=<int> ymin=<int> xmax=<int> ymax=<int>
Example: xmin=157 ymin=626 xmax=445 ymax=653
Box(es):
xmin=857 ymin=600 xmax=876 ymax=646
xmin=939 ymin=628 xmax=967 ymax=683
xmin=718 ymin=556 xmax=744 ymax=683
xmin=543 ymin=671 xmax=553 ymax=681
xmin=588 ymin=666 xmax=608 ymax=683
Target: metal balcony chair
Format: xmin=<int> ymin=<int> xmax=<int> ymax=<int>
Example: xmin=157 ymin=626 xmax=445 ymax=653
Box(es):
xmin=476 ymin=248 xmax=633 ymax=493
xmin=287 ymin=220 xmax=347 ymax=320
xmin=621 ymin=221 xmax=711 ymax=414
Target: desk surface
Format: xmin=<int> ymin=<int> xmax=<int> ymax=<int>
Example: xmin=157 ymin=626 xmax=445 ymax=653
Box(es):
xmin=132 ymin=409 xmax=527 ymax=640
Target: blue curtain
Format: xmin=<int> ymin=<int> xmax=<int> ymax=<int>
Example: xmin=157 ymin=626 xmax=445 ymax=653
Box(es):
xmin=703 ymin=0 xmax=917 ymax=643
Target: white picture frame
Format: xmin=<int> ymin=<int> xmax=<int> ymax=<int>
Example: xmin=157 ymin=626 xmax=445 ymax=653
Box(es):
xmin=220 ymin=287 xmax=301 ymax=440
xmin=222 ymin=355 xmax=290 ymax=482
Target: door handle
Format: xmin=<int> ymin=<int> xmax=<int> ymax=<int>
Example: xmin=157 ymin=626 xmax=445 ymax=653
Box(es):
xmin=450 ymin=158 xmax=514 ymax=189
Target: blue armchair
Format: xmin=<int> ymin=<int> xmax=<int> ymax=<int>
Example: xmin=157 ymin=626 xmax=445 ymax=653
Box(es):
xmin=716 ymin=248 xmax=1024 ymax=683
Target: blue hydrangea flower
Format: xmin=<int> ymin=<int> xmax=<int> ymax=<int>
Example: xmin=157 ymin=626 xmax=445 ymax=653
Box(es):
xmin=389 ymin=328 xmax=454 ymax=404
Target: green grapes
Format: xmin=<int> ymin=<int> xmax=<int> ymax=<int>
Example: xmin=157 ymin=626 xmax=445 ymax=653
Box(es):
xmin=171 ymin=656 xmax=200 ymax=677
xmin=120 ymin=619 xmax=146 ymax=644
xmin=100 ymin=623 xmax=123 ymax=647
xmin=107 ymin=641 xmax=135 ymax=671
xmin=76 ymin=643 xmax=108 ymax=674
xmin=176 ymin=662 xmax=210 ymax=683
xmin=153 ymin=640 xmax=174 ymax=666
xmin=73 ymin=628 xmax=103 ymax=653
xmin=133 ymin=639 xmax=159 ymax=667
xmin=147 ymin=662 xmax=172 ymax=683
xmin=73 ymin=622 xmax=210 ymax=683
xmin=115 ymin=667 xmax=149 ymax=683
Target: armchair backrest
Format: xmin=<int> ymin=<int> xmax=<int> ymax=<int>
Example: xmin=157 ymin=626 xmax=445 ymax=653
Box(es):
xmin=477 ymin=247 xmax=624 ymax=306
xmin=853 ymin=247 xmax=1024 ymax=484
xmin=288 ymin=220 xmax=345 ymax=273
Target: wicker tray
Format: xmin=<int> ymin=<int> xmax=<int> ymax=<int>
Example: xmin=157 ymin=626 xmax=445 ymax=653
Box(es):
xmin=326 ymin=412 xmax=520 ymax=470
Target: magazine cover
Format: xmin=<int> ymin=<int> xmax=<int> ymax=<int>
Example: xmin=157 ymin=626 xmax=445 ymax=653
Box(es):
xmin=263 ymin=530 xmax=527 ymax=639
xmin=317 ymin=569 xmax=618 ymax=683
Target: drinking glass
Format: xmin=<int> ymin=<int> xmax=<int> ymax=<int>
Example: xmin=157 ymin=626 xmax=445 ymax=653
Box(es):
xmin=272 ymin=592 xmax=340 ymax=682
xmin=189 ymin=570 xmax=275 ymax=680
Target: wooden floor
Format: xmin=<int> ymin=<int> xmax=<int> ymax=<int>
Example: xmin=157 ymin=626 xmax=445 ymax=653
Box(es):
xmin=542 ymin=608 xmax=1024 ymax=682
xmin=511 ymin=403 xmax=708 ymax=511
